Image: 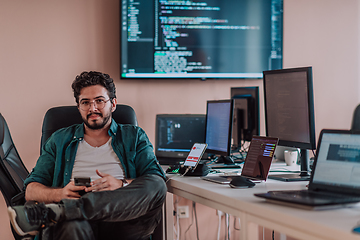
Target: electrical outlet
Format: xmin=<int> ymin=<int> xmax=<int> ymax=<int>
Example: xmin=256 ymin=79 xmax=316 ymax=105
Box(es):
xmin=177 ymin=205 xmax=189 ymax=218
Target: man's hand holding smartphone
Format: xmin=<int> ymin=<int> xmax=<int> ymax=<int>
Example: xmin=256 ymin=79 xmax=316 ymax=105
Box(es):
xmin=74 ymin=177 xmax=91 ymax=196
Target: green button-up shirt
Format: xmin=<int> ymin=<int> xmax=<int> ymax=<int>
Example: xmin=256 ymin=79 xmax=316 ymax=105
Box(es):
xmin=24 ymin=119 xmax=165 ymax=188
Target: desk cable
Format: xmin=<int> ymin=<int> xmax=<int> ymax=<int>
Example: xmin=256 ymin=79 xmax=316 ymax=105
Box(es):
xmin=165 ymin=166 xmax=191 ymax=184
xmin=173 ymin=196 xmax=180 ymax=240
xmin=183 ymin=201 xmax=199 ymax=240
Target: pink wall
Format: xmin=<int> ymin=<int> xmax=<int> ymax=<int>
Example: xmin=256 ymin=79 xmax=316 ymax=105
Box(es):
xmin=0 ymin=0 xmax=359 ymax=239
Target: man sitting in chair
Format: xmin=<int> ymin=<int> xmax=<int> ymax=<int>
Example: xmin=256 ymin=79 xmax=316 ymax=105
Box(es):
xmin=8 ymin=71 xmax=167 ymax=240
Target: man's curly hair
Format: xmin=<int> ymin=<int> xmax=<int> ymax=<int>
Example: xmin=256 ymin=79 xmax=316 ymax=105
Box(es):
xmin=72 ymin=71 xmax=116 ymax=103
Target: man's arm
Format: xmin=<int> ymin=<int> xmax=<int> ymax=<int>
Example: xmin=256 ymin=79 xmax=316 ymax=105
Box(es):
xmin=87 ymin=170 xmax=134 ymax=192
xmin=130 ymin=127 xmax=166 ymax=179
xmin=25 ymin=181 xmax=87 ymax=203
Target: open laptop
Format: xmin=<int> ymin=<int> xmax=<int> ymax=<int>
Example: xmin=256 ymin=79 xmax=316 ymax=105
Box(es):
xmin=201 ymin=136 xmax=279 ymax=184
xmin=255 ymin=129 xmax=360 ymax=210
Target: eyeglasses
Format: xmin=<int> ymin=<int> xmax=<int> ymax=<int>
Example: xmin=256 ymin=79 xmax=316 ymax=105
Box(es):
xmin=79 ymin=98 xmax=111 ymax=111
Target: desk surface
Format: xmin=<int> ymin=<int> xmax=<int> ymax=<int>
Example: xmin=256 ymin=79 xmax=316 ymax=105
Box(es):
xmin=166 ymin=170 xmax=360 ymax=240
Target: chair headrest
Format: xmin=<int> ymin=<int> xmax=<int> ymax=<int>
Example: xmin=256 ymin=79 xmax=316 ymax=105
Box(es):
xmin=40 ymin=104 xmax=138 ymax=151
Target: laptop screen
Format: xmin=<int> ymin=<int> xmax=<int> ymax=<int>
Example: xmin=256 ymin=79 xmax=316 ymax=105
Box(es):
xmin=241 ymin=136 xmax=279 ymax=180
xmin=312 ymin=131 xmax=360 ymax=189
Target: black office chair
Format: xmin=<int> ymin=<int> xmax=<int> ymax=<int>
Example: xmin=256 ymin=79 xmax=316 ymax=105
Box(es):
xmin=351 ymin=104 xmax=360 ymax=131
xmin=0 ymin=113 xmax=33 ymax=240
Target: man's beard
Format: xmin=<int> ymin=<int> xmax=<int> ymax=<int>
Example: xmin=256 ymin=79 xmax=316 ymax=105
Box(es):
xmin=83 ymin=112 xmax=111 ymax=130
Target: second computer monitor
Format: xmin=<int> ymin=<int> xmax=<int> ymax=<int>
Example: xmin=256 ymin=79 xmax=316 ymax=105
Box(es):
xmin=231 ymin=86 xmax=260 ymax=150
xmin=205 ymin=99 xmax=234 ymax=162
xmin=263 ymin=67 xmax=316 ymax=150
xmin=263 ymin=66 xmax=316 ymax=180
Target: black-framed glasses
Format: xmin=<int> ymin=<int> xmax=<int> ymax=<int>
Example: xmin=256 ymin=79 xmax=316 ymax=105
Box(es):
xmin=79 ymin=98 xmax=111 ymax=111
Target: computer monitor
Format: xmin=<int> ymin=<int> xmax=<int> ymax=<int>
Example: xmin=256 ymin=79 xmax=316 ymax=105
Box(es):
xmin=155 ymin=114 xmax=206 ymax=165
xmin=120 ymin=0 xmax=283 ymax=79
xmin=263 ymin=66 xmax=316 ymax=181
xmin=230 ymin=87 xmax=260 ymax=151
xmin=205 ymin=99 xmax=234 ymax=164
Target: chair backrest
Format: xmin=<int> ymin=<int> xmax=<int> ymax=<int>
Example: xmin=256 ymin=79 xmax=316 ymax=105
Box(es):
xmin=41 ymin=104 xmax=138 ymax=150
xmin=0 ymin=114 xmax=29 ymax=207
xmin=351 ymin=104 xmax=360 ymax=131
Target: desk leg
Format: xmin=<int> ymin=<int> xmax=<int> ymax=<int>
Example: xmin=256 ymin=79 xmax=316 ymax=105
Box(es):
xmin=247 ymin=222 xmax=259 ymax=240
xmin=164 ymin=192 xmax=174 ymax=240
xmin=240 ymin=212 xmax=259 ymax=240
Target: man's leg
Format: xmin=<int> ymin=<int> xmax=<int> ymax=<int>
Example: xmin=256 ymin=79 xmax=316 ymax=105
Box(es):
xmin=43 ymin=220 xmax=96 ymax=240
xmin=62 ymin=174 xmax=166 ymax=240
xmin=8 ymin=174 xmax=167 ymax=238
xmin=44 ymin=210 xmax=160 ymax=240
xmin=62 ymin=174 xmax=166 ymax=222
xmin=95 ymin=208 xmax=161 ymax=240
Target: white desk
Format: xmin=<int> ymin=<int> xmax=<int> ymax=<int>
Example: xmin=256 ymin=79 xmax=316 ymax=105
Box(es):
xmin=165 ymin=172 xmax=360 ymax=240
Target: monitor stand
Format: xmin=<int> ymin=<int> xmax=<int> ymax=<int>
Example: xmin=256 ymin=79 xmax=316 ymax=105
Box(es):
xmin=268 ymin=149 xmax=310 ymax=182
xmin=217 ymin=155 xmax=235 ymax=165
xmin=210 ymin=155 xmax=241 ymax=169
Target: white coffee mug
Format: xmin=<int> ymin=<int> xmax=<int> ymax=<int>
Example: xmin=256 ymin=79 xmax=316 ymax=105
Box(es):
xmin=284 ymin=150 xmax=298 ymax=166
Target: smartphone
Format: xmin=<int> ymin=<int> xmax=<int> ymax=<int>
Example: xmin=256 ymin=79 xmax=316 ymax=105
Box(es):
xmin=184 ymin=143 xmax=208 ymax=169
xmin=74 ymin=177 xmax=91 ymax=187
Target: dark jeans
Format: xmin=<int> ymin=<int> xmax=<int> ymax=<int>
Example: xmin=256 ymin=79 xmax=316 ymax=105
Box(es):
xmin=42 ymin=174 xmax=167 ymax=240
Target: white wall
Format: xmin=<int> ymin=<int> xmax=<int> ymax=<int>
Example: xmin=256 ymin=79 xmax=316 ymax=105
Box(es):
xmin=0 ymin=0 xmax=359 ymax=239
xmin=283 ymin=0 xmax=359 ymax=132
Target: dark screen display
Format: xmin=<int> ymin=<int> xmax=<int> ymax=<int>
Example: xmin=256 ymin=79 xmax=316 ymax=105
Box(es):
xmin=263 ymin=67 xmax=316 ymax=150
xmin=241 ymin=136 xmax=278 ymax=180
xmin=205 ymin=100 xmax=233 ymax=156
xmin=155 ymin=114 xmax=206 ymax=164
xmin=157 ymin=115 xmax=205 ymax=151
xmin=121 ymin=0 xmax=283 ymax=79
xmin=231 ymin=87 xmax=259 ymax=148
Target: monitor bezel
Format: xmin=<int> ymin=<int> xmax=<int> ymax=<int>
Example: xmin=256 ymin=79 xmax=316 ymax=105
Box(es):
xmin=263 ymin=66 xmax=316 ymax=150
xmin=204 ymin=99 xmax=234 ymax=156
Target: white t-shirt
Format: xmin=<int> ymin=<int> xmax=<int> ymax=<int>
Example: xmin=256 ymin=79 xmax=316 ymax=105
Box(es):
xmin=71 ymin=138 xmax=125 ymax=181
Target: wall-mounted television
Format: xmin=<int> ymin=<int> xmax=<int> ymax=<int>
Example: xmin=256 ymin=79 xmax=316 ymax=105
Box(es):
xmin=120 ymin=0 xmax=283 ymax=80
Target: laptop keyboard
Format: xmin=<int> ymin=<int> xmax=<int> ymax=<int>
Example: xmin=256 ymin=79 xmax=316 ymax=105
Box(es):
xmin=269 ymin=190 xmax=360 ymax=201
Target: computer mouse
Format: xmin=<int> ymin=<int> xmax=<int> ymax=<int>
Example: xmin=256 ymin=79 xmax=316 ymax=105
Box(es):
xmin=229 ymin=176 xmax=256 ymax=188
